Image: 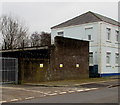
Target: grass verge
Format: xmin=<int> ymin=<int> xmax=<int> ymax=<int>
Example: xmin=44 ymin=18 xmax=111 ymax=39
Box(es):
xmin=24 ymin=76 xmax=118 ymax=86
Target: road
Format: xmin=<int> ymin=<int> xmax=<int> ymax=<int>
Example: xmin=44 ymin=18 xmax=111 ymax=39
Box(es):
xmin=16 ymin=86 xmax=119 ymax=103
xmin=1 ymin=80 xmax=119 ymax=104
xmin=1 ymin=84 xmax=96 ymax=103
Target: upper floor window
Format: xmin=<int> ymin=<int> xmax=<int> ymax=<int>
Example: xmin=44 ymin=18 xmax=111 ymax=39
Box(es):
xmin=115 ymin=30 xmax=119 ymax=42
xmin=57 ymin=31 xmax=64 ymax=36
xmin=85 ymin=27 xmax=93 ymax=41
xmin=88 ymin=35 xmax=91 ymax=40
xmin=106 ymin=28 xmax=111 ymax=41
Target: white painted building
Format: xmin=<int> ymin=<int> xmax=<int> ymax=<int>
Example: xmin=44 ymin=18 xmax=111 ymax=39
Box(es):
xmin=51 ymin=11 xmax=120 ymax=77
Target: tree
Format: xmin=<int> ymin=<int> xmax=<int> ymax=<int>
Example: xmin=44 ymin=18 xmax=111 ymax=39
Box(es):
xmin=30 ymin=31 xmax=51 ymax=47
xmin=40 ymin=32 xmax=51 ymax=46
xmin=30 ymin=31 xmax=41 ymax=47
xmin=0 ymin=15 xmax=29 ymax=49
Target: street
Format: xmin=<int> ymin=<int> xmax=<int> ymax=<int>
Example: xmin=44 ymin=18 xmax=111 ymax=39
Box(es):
xmin=1 ymin=84 xmax=97 ymax=103
xmin=0 ymin=80 xmax=119 ymax=103
xmin=16 ymin=86 xmax=119 ymax=103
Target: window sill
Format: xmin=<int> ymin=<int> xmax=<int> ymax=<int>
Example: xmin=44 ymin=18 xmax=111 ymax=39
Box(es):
xmin=116 ymin=66 xmax=120 ymax=67
xmin=106 ymin=40 xmax=111 ymax=43
xmin=89 ymin=64 xmax=94 ymax=66
xmin=115 ymin=42 xmax=120 ymax=44
xmin=115 ymin=64 xmax=119 ymax=67
xmin=106 ymin=64 xmax=111 ymax=67
xmin=89 ymin=40 xmax=94 ymax=42
xmin=85 ymin=40 xmax=94 ymax=42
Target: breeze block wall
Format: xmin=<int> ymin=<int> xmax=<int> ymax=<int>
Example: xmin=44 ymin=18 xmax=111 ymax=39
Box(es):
xmin=49 ymin=36 xmax=89 ymax=81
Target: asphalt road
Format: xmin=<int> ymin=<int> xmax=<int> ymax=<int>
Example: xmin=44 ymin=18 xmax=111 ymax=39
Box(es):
xmin=16 ymin=86 xmax=119 ymax=103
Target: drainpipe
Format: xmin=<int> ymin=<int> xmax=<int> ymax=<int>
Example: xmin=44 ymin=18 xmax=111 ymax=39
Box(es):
xmin=99 ymin=22 xmax=102 ymax=77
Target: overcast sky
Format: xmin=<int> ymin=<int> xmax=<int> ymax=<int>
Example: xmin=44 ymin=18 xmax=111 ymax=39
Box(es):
xmin=1 ymin=2 xmax=119 ymax=34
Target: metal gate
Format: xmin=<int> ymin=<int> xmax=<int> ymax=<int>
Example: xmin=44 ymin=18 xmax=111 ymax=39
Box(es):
xmin=0 ymin=57 xmax=18 ymax=84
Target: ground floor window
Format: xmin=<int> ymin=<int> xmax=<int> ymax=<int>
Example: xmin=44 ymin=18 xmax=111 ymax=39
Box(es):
xmin=115 ymin=53 xmax=119 ymax=64
xmin=106 ymin=52 xmax=111 ymax=64
xmin=89 ymin=52 xmax=93 ymax=65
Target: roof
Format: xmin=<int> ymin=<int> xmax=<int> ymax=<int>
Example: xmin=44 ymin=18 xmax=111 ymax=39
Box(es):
xmin=0 ymin=46 xmax=49 ymax=53
xmin=51 ymin=11 xmax=120 ymax=29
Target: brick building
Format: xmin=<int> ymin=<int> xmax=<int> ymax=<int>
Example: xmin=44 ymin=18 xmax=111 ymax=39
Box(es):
xmin=1 ymin=36 xmax=89 ymax=84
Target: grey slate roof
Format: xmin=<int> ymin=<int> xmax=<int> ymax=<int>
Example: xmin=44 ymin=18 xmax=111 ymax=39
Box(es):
xmin=51 ymin=11 xmax=120 ymax=29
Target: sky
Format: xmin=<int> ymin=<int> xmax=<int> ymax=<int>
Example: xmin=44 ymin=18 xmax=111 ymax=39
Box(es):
xmin=0 ymin=1 xmax=119 ymax=34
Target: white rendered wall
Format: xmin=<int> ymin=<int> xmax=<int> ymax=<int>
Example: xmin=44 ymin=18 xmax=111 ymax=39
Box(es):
xmin=51 ymin=22 xmax=100 ymax=68
xmin=100 ymin=22 xmax=119 ymax=74
xmin=51 ymin=21 xmax=119 ymax=75
xmin=51 ymin=22 xmax=100 ymax=45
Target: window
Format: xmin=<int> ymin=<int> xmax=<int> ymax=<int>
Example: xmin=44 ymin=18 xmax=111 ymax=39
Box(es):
xmin=76 ymin=64 xmax=80 ymax=68
xmin=116 ymin=30 xmax=119 ymax=42
xmin=40 ymin=64 xmax=43 ymax=68
xmin=88 ymin=35 xmax=91 ymax=40
xmin=57 ymin=31 xmax=64 ymax=36
xmin=89 ymin=52 xmax=93 ymax=64
xmin=106 ymin=52 xmax=111 ymax=64
xmin=85 ymin=27 xmax=93 ymax=41
xmin=106 ymin=28 xmax=111 ymax=41
xmin=115 ymin=53 xmax=119 ymax=64
xmin=60 ymin=64 xmax=63 ymax=68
